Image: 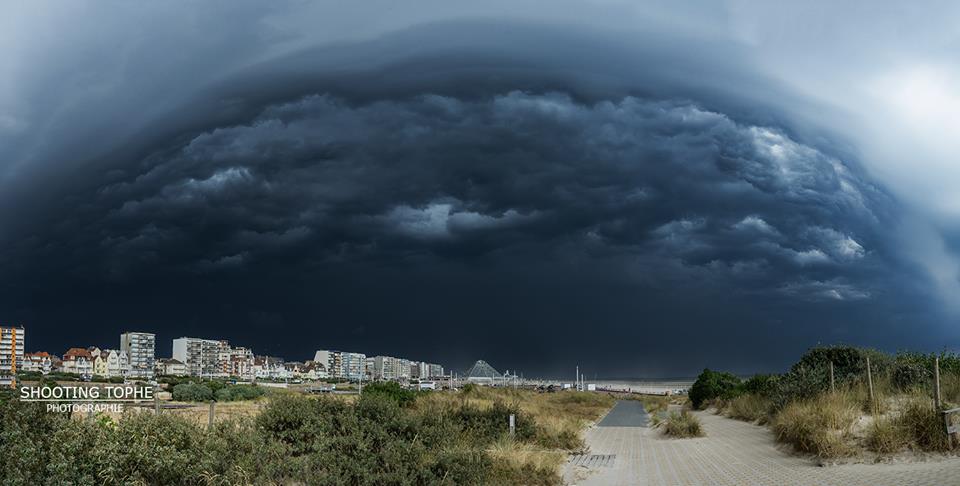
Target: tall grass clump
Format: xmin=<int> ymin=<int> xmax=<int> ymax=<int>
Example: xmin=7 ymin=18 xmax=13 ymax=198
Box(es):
xmin=661 ymin=410 xmax=704 ymax=438
xmin=724 ymin=393 xmax=772 ymax=423
xmin=899 ymin=398 xmax=953 ymax=452
xmin=865 ymin=417 xmax=909 ymax=454
xmin=772 ymin=392 xmax=858 ymax=458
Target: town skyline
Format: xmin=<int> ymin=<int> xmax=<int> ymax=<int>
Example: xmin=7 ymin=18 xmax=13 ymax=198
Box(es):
xmin=3 ymin=2 xmax=960 ymax=378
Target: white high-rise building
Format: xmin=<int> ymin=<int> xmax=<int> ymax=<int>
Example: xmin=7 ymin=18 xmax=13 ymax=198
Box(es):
xmin=172 ymin=337 xmax=220 ymax=378
xmin=313 ymin=349 xmax=366 ymax=380
xmin=0 ymin=326 xmax=25 ymax=387
xmin=120 ymin=332 xmax=155 ymax=379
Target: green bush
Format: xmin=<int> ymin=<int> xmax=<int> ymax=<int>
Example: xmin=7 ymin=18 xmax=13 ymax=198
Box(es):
xmin=452 ymin=400 xmax=538 ymax=444
xmin=362 ymin=381 xmax=418 ymax=407
xmin=215 ymin=384 xmax=265 ymax=402
xmin=689 ymin=369 xmax=741 ymax=409
xmin=172 ymin=382 xmax=214 ymax=402
xmin=892 ymin=361 xmax=930 ymax=391
xmin=1 ymin=390 xmax=555 ymax=485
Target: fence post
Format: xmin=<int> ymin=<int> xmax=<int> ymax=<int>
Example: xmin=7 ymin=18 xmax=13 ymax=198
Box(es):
xmin=509 ymin=414 xmax=516 ymax=438
xmin=866 ymin=356 xmax=874 ymax=405
xmin=208 ymin=401 xmax=215 ymax=427
xmin=154 ymin=392 xmax=160 ymax=415
xmin=830 ymin=362 xmax=835 ymax=393
xmin=934 ymin=357 xmax=942 ymax=410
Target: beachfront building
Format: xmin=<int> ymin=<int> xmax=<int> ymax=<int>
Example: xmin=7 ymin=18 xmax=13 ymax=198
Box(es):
xmin=0 ymin=326 xmax=25 ymax=386
xmin=428 ymin=363 xmax=444 ymax=379
xmin=217 ymin=342 xmax=254 ymax=380
xmin=172 ymin=337 xmax=220 ymax=377
xmin=22 ymin=351 xmax=55 ymax=375
xmin=371 ymin=355 xmax=402 ymax=380
xmin=465 ymin=360 xmax=502 ymax=385
xmin=313 ymin=350 xmax=366 ymax=380
xmin=61 ymin=348 xmax=94 ymax=377
xmin=411 ymin=361 xmax=428 ymax=379
xmin=93 ymin=349 xmax=130 ymax=378
xmin=120 ymin=331 xmax=156 ymax=379
xmin=156 ymin=358 xmax=188 ymax=376
xmin=253 ymin=355 xmax=288 ymax=380
xmin=342 ymin=352 xmax=366 ymax=380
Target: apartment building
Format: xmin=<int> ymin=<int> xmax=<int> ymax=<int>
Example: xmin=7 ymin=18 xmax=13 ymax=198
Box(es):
xmin=172 ymin=337 xmax=220 ymax=377
xmin=155 ymin=358 xmax=188 ymax=376
xmin=93 ymin=349 xmax=130 ymax=378
xmin=410 ymin=361 xmax=429 ymax=379
xmin=22 ymin=351 xmax=55 ymax=375
xmin=218 ymin=343 xmax=254 ymax=380
xmin=371 ymin=355 xmax=402 ymax=380
xmin=397 ymin=358 xmax=411 ymax=380
xmin=341 ymin=352 xmax=366 ymax=380
xmin=61 ymin=347 xmax=94 ymax=376
xmin=313 ymin=350 xmax=366 ymax=380
xmin=428 ymin=363 xmax=444 ymax=379
xmin=0 ymin=326 xmax=25 ymax=386
xmin=120 ymin=332 xmax=156 ymax=379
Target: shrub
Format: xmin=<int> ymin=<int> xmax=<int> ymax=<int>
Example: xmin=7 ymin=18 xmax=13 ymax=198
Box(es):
xmin=662 ymin=410 xmax=704 ymax=438
xmin=689 ymin=369 xmax=741 ymax=409
xmin=172 ymin=382 xmax=214 ymax=402
xmin=215 ymin=384 xmax=266 ymax=402
xmin=362 ymin=381 xmax=418 ymax=407
xmin=772 ymin=392 xmax=858 ymax=458
xmin=453 ymin=400 xmax=538 ymax=444
xmin=739 ymin=374 xmax=778 ymax=396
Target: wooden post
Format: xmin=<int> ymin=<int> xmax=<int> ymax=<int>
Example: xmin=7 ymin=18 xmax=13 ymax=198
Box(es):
xmin=208 ymin=401 xmax=215 ymax=427
xmin=934 ymin=357 xmax=942 ymax=410
xmin=154 ymin=392 xmax=160 ymax=415
xmin=866 ymin=356 xmax=874 ymax=405
xmin=509 ymin=414 xmax=516 ymax=438
xmin=829 ymin=362 xmax=835 ymax=393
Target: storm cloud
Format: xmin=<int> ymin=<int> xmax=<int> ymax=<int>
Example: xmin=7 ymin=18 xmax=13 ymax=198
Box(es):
xmin=2 ymin=3 xmax=957 ymax=376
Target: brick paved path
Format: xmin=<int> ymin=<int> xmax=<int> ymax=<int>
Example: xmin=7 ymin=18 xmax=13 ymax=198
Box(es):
xmin=565 ymin=401 xmax=960 ymax=486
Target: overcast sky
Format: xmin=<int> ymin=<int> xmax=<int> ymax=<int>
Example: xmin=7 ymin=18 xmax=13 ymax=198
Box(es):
xmin=2 ymin=1 xmax=959 ymax=377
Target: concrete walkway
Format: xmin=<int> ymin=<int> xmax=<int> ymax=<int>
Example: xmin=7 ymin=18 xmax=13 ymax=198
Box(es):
xmin=565 ymin=401 xmax=960 ymax=486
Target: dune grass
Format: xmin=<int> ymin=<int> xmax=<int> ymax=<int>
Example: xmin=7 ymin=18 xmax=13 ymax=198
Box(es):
xmin=417 ymin=387 xmax=614 ymax=451
xmin=772 ymin=392 xmax=859 ymax=458
xmin=723 ymin=393 xmax=772 ymax=424
xmin=661 ymin=410 xmax=704 ymax=438
xmin=865 ymin=416 xmax=910 ymax=454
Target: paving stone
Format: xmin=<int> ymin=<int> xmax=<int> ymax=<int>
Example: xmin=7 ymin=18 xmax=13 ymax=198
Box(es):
xmin=565 ymin=406 xmax=960 ymax=486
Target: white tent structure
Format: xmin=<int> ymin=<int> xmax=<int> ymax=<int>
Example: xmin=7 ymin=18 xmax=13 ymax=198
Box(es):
xmin=464 ymin=360 xmax=502 ymax=385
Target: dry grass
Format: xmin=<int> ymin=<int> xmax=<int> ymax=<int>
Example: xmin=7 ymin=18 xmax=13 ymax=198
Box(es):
xmin=899 ymin=397 xmax=952 ymax=452
xmin=772 ymin=392 xmax=859 ymax=458
xmin=641 ymin=395 xmax=670 ymax=415
xmin=414 ymin=387 xmax=614 ymax=483
xmin=724 ymin=393 xmax=771 ymax=424
xmin=417 ymin=387 xmax=614 ymax=451
xmin=662 ymin=410 xmax=704 ymax=438
xmin=865 ymin=416 xmax=909 ymax=454
xmin=487 ymin=437 xmax=566 ymax=485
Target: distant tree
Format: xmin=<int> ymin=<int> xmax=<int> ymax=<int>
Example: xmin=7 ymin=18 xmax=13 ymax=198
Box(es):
xmin=689 ymin=369 xmax=741 ymax=409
